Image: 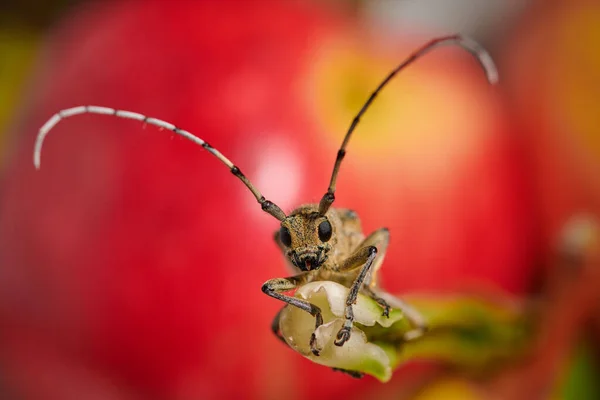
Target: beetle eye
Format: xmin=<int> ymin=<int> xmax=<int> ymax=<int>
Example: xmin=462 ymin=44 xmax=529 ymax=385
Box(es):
xmin=279 ymin=226 xmax=292 ymax=247
xmin=318 ymin=220 xmax=332 ymax=242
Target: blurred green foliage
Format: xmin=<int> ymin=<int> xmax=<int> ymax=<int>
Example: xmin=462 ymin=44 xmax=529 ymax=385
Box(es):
xmin=558 ymin=344 xmax=600 ymax=400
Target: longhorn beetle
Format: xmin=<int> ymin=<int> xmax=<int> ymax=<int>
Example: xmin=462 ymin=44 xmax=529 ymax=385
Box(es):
xmin=34 ymin=35 xmax=498 ymax=364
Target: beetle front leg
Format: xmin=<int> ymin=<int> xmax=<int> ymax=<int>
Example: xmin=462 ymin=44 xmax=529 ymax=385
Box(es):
xmin=261 ymin=274 xmax=324 ymax=356
xmin=335 ymin=245 xmax=378 ymax=346
xmin=333 ymin=227 xmax=389 ymax=346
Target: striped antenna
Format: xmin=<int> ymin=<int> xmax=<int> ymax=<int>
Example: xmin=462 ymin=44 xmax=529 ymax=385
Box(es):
xmin=318 ymin=34 xmax=499 ymax=215
xmin=33 ymin=105 xmax=287 ymax=221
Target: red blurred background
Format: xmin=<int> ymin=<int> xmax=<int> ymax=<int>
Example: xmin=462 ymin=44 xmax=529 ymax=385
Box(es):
xmin=0 ymin=1 xmax=598 ymax=399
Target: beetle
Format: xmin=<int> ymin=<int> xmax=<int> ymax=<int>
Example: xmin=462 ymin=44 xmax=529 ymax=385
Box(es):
xmin=33 ymin=34 xmax=498 ymax=368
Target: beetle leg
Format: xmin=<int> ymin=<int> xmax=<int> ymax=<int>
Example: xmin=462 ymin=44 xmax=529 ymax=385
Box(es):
xmin=270 ymin=307 xmax=287 ymax=345
xmin=365 ymin=287 xmax=429 ymax=341
xmin=331 ymin=367 xmax=364 ymax=379
xmin=262 ymin=273 xmax=324 ymax=355
xmin=335 ymin=246 xmax=377 ymax=346
xmin=361 ymin=286 xmax=391 ymax=318
xmin=334 ymin=228 xmax=389 ymax=346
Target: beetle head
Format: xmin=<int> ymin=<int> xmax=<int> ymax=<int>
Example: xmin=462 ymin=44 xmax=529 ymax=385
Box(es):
xmin=277 ymin=205 xmax=338 ymax=272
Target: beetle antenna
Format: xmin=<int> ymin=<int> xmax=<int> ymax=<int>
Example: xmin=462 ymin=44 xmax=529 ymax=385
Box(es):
xmin=33 ymin=106 xmax=287 ymax=221
xmin=318 ymin=34 xmax=499 ymax=215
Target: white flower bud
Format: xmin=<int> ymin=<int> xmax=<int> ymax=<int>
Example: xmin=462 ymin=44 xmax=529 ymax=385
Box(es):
xmin=278 ymin=281 xmax=407 ymax=382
